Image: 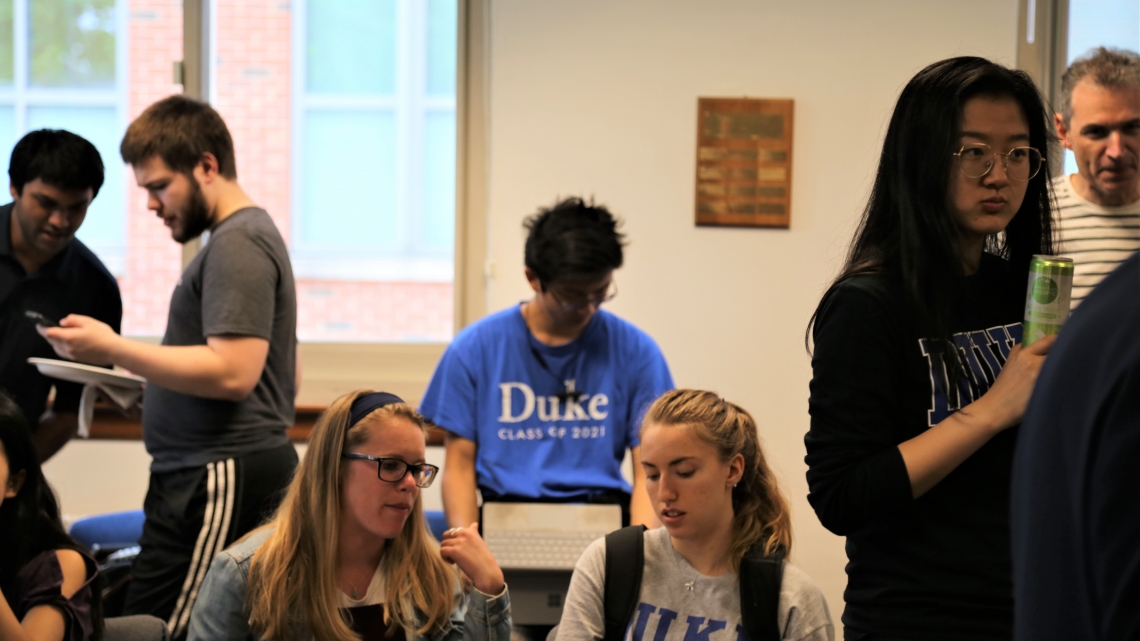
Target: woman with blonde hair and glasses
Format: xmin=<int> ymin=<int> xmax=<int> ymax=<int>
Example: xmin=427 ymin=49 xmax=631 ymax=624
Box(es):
xmin=556 ymin=389 xmax=833 ymax=641
xmin=188 ymin=391 xmax=511 ymax=641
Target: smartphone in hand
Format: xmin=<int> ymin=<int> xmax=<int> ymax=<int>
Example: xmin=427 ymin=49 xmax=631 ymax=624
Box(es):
xmin=24 ymin=310 xmax=59 ymax=328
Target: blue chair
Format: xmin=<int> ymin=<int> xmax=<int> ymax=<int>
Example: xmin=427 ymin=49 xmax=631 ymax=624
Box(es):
xmin=69 ymin=509 xmax=145 ymax=552
xmin=425 ymin=509 xmax=449 ymax=541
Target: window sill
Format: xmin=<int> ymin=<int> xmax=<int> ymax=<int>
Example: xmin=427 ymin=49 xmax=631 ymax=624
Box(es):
xmin=83 ymin=403 xmax=446 ymax=446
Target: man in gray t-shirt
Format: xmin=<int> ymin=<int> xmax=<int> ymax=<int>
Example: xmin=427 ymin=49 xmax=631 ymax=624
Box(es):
xmin=40 ymin=96 xmax=298 ymax=639
xmin=142 ymin=206 xmax=296 ymax=471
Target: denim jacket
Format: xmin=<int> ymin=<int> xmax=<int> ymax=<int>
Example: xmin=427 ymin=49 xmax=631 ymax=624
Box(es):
xmin=186 ymin=529 xmax=512 ymax=641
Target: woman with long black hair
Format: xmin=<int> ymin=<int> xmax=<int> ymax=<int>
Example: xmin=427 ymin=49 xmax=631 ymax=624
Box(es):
xmin=806 ymin=57 xmax=1056 ymax=640
xmin=0 ymin=392 xmax=102 ymax=641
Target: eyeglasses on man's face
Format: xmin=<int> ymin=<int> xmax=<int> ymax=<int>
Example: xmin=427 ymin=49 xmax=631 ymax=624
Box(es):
xmin=953 ymin=143 xmax=1044 ymax=182
xmin=546 ymin=279 xmax=618 ymax=313
xmin=342 ymin=453 xmax=439 ymax=488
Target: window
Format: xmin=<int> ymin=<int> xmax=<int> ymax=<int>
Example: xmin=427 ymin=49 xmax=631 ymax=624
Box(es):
xmin=210 ymin=0 xmax=458 ymax=343
xmin=1019 ymin=0 xmax=1140 ymax=173
xmin=1067 ymin=0 xmax=1139 ymax=62
xmin=1062 ymin=0 xmax=1139 ymax=174
xmin=0 ymin=0 xmax=126 ymax=272
xmin=0 ymin=1 xmax=185 ymax=337
xmin=3 ymin=0 xmax=485 ymax=401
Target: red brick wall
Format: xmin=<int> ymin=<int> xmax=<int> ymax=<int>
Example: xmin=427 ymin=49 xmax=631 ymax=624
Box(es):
xmin=121 ymin=1 xmax=184 ymax=337
xmin=121 ymin=0 xmax=454 ymax=342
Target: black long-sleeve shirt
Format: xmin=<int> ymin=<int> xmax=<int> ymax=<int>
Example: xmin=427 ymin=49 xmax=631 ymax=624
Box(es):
xmin=1012 ymin=252 xmax=1140 ymax=641
xmin=806 ymin=253 xmax=1025 ymax=641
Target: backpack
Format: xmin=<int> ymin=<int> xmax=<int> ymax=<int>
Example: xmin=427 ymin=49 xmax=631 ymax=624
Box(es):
xmin=602 ymin=526 xmax=784 ymax=641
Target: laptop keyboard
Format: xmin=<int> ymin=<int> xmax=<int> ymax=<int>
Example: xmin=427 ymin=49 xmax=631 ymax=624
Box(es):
xmin=485 ymin=530 xmax=605 ymax=570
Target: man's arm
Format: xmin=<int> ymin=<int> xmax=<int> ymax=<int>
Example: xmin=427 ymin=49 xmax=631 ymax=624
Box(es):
xmin=629 ymin=445 xmax=660 ymax=528
xmin=32 ymin=411 xmax=78 ymax=462
xmin=41 ymin=315 xmax=268 ymax=402
xmin=442 ymin=433 xmax=480 ymax=528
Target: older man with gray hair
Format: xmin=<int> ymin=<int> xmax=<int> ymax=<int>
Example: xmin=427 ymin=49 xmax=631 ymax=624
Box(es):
xmin=1053 ymin=46 xmax=1140 ymax=307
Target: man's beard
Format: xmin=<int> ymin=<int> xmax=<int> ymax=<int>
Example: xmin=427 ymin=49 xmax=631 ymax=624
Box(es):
xmin=173 ymin=177 xmax=212 ymax=244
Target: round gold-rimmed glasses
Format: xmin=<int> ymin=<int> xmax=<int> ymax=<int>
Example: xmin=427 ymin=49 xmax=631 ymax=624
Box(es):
xmin=953 ymin=144 xmax=1044 ymax=181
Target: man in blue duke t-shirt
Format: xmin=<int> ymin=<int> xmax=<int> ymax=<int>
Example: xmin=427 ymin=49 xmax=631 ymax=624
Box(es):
xmin=421 ymin=197 xmax=673 ymax=529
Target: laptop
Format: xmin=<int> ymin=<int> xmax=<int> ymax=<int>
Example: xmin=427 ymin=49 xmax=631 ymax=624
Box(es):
xmin=482 ymin=502 xmax=622 ymax=625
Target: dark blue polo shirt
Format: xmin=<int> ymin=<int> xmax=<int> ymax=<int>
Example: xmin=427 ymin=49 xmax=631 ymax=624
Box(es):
xmin=0 ymin=202 xmax=122 ymax=429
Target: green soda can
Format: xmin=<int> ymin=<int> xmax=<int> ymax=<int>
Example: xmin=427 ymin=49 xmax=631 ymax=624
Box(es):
xmin=1023 ymin=255 xmax=1074 ymax=346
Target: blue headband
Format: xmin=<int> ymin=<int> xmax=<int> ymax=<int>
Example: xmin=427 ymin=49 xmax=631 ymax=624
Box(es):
xmin=348 ymin=392 xmax=405 ymax=427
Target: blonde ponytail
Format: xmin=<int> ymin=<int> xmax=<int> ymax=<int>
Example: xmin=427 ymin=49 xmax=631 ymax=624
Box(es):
xmin=641 ymin=389 xmax=792 ymax=569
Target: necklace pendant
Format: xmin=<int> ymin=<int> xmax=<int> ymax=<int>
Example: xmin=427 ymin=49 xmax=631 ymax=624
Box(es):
xmin=352 ymin=587 xmax=359 ymax=599
xmin=684 ymin=581 xmax=695 ymax=592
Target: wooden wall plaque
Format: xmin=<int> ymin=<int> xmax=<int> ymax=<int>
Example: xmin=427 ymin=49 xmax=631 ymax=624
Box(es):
xmin=695 ymin=98 xmax=794 ymax=228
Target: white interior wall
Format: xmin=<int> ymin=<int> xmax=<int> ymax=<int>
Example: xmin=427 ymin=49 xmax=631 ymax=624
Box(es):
xmin=484 ymin=0 xmax=1018 ymax=616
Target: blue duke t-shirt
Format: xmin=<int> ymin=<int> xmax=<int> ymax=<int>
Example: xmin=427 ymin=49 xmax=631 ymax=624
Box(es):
xmin=420 ymin=306 xmax=674 ymax=500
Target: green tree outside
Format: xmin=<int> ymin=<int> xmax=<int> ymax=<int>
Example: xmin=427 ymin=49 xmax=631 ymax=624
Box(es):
xmin=30 ymin=0 xmax=115 ymax=88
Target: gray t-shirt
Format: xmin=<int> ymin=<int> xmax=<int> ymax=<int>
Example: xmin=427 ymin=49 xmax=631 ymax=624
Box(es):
xmin=143 ymin=208 xmax=296 ymax=471
xmin=558 ymin=527 xmax=834 ymax=641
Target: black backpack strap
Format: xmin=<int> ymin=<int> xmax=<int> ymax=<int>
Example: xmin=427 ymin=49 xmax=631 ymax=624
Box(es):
xmin=603 ymin=525 xmax=646 ymax=641
xmin=739 ymin=549 xmax=785 ymax=641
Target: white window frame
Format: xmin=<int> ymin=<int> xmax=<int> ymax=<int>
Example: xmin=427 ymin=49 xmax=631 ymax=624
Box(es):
xmin=183 ymin=0 xmax=489 ymax=407
xmin=1017 ymin=0 xmax=1069 ymax=113
xmin=0 ymin=0 xmax=129 ymax=274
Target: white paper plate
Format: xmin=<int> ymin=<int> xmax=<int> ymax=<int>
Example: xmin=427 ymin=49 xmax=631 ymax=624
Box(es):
xmin=27 ymin=358 xmax=145 ymax=389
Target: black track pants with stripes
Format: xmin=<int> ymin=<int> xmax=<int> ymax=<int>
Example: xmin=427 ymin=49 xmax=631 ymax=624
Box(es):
xmin=122 ymin=443 xmax=298 ymax=640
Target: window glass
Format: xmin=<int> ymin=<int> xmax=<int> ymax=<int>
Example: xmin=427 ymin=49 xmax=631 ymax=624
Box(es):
xmin=0 ymin=0 xmax=184 ymax=337
xmin=422 ymin=111 xmax=455 ymax=250
xmin=301 ymin=109 xmax=399 ymax=248
xmin=27 ymin=106 xmax=124 ymax=271
xmin=1068 ymin=0 xmax=1139 ymax=63
xmin=1064 ymin=0 xmax=1140 ymax=174
xmin=0 ymin=106 xmax=13 ymax=162
xmin=215 ymin=0 xmax=457 ymax=343
xmin=306 ymin=0 xmax=396 ymax=95
xmin=426 ymin=0 xmax=457 ymax=96
xmin=0 ymin=0 xmax=12 ymax=85
xmin=29 ymin=0 xmax=116 ymax=88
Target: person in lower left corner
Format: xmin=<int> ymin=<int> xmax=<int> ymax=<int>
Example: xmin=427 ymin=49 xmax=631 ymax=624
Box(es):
xmin=557 ymin=389 xmax=833 ymax=641
xmin=0 ymin=392 xmax=103 ymax=641
xmin=187 ymin=390 xmax=511 ymax=641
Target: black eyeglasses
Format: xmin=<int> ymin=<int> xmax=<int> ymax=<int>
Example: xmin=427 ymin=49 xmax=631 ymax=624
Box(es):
xmin=547 ymin=279 xmax=618 ymax=312
xmin=953 ymin=144 xmax=1044 ymax=182
xmin=342 ymin=454 xmax=439 ymax=488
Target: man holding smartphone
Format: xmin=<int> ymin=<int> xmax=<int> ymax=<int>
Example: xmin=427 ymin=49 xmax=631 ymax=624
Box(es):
xmin=39 ymin=96 xmax=297 ymax=640
xmin=0 ymin=129 xmax=122 ymax=461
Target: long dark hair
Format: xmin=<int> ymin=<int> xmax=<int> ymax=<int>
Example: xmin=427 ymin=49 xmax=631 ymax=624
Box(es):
xmin=809 ymin=57 xmax=1055 ymax=374
xmin=0 ymin=394 xmax=102 ymax=639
